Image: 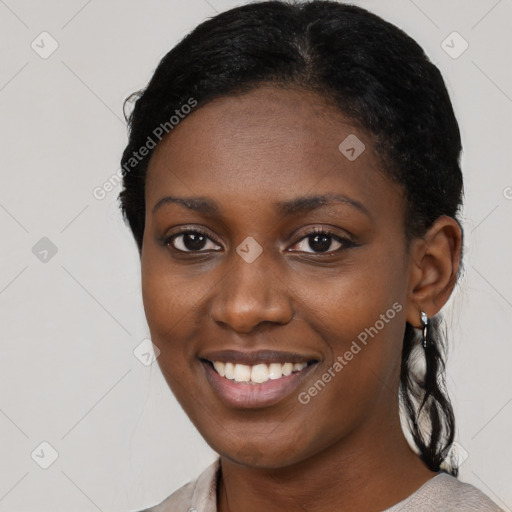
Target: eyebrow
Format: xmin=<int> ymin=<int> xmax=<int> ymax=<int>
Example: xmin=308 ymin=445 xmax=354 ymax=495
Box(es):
xmin=152 ymin=193 xmax=371 ymax=218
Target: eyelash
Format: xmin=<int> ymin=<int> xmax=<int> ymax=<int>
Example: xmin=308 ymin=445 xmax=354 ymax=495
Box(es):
xmin=163 ymin=226 xmax=356 ymax=255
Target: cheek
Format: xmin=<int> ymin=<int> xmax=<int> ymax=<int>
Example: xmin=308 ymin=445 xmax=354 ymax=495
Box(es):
xmin=295 ymin=247 xmax=406 ymax=347
xmin=141 ymin=263 xmax=207 ymax=408
xmin=140 ymin=251 xmax=202 ymax=361
xmin=293 ymin=249 xmax=407 ymax=407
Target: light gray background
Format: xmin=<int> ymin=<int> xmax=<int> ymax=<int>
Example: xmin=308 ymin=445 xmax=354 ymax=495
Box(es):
xmin=0 ymin=0 xmax=511 ymax=510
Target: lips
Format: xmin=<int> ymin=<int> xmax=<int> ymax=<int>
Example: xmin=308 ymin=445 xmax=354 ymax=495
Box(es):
xmin=200 ymin=349 xmax=315 ymax=366
xmin=200 ymin=349 xmax=319 ymax=408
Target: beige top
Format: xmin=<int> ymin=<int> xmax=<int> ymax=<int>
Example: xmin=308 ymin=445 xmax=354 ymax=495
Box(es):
xmin=140 ymin=458 xmax=504 ymax=511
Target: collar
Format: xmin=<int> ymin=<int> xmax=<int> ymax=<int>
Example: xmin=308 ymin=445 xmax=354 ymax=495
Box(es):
xmin=188 ymin=458 xmax=221 ymax=512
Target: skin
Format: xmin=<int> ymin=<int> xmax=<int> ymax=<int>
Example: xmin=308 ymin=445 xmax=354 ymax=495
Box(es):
xmin=140 ymin=85 xmax=462 ymax=512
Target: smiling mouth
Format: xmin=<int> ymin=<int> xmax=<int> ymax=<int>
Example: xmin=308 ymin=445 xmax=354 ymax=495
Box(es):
xmin=202 ymin=360 xmax=317 ymax=384
xmin=200 ymin=355 xmax=319 ymax=408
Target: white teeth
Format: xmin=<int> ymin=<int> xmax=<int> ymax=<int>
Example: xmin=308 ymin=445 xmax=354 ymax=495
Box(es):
xmin=233 ymin=364 xmax=251 ymax=382
xmin=251 ymin=364 xmax=269 ymax=383
xmin=268 ymin=363 xmax=282 ymax=380
xmin=282 ymin=362 xmax=293 ymax=376
xmin=211 ymin=361 xmax=308 ymax=383
xmin=213 ymin=361 xmax=225 ymax=377
xmin=225 ymin=362 xmax=235 ymax=380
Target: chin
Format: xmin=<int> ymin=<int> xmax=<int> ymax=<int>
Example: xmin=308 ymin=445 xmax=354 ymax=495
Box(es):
xmin=207 ymin=432 xmax=310 ymax=469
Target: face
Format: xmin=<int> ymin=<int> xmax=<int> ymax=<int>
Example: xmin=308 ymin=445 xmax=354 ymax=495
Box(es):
xmin=141 ymin=85 xmax=412 ymax=469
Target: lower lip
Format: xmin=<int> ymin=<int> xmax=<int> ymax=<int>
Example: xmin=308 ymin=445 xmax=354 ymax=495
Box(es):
xmin=201 ymin=360 xmax=317 ymax=409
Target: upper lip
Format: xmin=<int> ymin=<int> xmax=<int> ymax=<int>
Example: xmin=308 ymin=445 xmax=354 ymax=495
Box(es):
xmin=200 ymin=349 xmax=319 ymax=366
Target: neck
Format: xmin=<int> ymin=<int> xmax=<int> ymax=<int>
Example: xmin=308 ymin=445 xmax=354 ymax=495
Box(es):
xmin=217 ymin=408 xmax=437 ymax=512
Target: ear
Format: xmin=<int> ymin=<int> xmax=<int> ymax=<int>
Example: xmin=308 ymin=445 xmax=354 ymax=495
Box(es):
xmin=405 ymin=216 xmax=462 ymax=328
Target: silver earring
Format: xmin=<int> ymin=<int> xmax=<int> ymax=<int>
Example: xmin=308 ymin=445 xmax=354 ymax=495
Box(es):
xmin=420 ymin=311 xmax=428 ymax=349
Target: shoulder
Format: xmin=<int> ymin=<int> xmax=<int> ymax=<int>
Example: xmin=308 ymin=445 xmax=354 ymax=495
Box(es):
xmin=135 ymin=463 xmax=503 ymax=512
xmin=386 ymin=472 xmax=504 ymax=511
xmin=137 ymin=459 xmax=220 ymax=512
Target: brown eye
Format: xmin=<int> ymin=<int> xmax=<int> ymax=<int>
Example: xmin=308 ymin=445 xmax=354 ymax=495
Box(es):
xmin=165 ymin=229 xmax=221 ymax=253
xmin=290 ymin=228 xmax=354 ymax=254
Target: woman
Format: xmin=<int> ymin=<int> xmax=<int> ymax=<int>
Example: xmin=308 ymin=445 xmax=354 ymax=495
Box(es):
xmin=119 ymin=1 xmax=503 ymax=510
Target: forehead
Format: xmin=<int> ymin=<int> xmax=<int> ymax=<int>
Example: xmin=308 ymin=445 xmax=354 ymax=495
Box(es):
xmin=145 ymin=85 xmax=400 ymax=222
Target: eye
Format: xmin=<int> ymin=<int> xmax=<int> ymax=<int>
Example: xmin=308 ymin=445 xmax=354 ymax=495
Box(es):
xmin=163 ymin=226 xmax=355 ymax=255
xmin=289 ymin=227 xmax=354 ymax=254
xmin=164 ymin=228 xmax=221 ymax=253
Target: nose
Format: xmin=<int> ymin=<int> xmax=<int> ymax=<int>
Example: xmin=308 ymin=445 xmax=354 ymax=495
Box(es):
xmin=209 ymin=249 xmax=294 ymax=334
